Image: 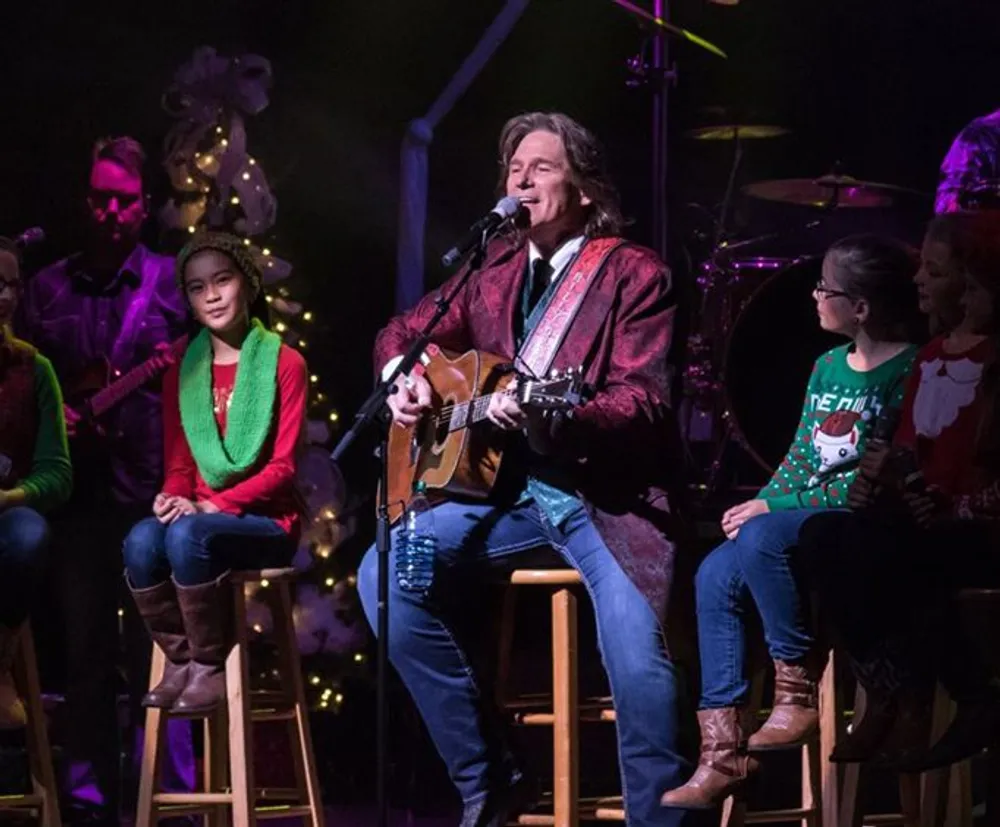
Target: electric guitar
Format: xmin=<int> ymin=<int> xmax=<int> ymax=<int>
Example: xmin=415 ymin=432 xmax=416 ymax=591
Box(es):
xmin=64 ymin=336 xmax=187 ymax=432
xmin=385 ymin=346 xmax=586 ymax=521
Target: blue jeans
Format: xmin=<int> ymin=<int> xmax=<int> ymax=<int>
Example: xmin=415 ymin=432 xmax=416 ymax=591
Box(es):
xmin=357 ymin=499 xmax=691 ymax=827
xmin=695 ymin=509 xmax=824 ymax=709
xmin=123 ymin=514 xmax=294 ymax=588
xmin=0 ymin=506 xmax=50 ymax=628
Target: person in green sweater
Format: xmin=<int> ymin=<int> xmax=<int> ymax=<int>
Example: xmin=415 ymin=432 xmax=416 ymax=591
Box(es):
xmin=663 ymin=235 xmax=924 ymax=810
xmin=0 ymin=238 xmax=72 ymax=729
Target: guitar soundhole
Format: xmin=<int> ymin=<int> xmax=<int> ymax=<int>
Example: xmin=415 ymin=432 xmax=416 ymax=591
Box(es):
xmin=428 ymin=393 xmax=455 ymax=457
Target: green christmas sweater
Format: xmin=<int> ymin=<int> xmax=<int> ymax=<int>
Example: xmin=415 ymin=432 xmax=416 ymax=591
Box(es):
xmin=758 ymin=343 xmax=918 ymax=510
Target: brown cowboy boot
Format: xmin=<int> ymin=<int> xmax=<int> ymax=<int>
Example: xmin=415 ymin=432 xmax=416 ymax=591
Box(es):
xmin=0 ymin=625 xmax=26 ymax=729
xmin=126 ymin=576 xmax=192 ymax=708
xmin=748 ymin=658 xmax=822 ymax=751
xmin=660 ymin=708 xmax=759 ymax=809
xmin=173 ymin=571 xmax=234 ymax=714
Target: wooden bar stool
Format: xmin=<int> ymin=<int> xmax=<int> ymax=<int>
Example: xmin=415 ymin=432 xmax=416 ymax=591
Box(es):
xmin=919 ymin=587 xmax=1000 ymax=827
xmin=723 ymin=651 xmax=925 ymax=827
xmin=0 ymin=623 xmax=61 ymax=826
xmin=135 ymin=568 xmax=324 ymax=827
xmin=495 ymin=567 xmax=621 ymax=827
xmin=721 ymin=652 xmax=839 ymax=827
xmin=837 ymin=682 xmax=925 ymax=827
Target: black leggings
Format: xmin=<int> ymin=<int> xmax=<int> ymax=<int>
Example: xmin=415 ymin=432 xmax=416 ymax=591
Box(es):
xmin=797 ymin=512 xmax=1000 ymax=700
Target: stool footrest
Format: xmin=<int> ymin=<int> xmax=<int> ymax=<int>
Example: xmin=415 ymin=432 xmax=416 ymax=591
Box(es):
xmin=741 ymin=807 xmax=815 ymax=823
xmin=0 ymin=794 xmax=45 ymax=808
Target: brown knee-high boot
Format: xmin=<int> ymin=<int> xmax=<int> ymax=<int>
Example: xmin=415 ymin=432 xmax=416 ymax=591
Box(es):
xmin=748 ymin=658 xmax=822 ymax=750
xmin=660 ymin=707 xmax=759 ymax=809
xmin=126 ymin=576 xmax=191 ymax=708
xmin=173 ymin=571 xmax=234 ymax=714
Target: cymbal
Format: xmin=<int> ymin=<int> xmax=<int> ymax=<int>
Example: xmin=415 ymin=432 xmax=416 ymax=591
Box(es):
xmin=743 ymin=177 xmax=925 ymax=209
xmin=685 ymin=124 xmax=790 ymax=141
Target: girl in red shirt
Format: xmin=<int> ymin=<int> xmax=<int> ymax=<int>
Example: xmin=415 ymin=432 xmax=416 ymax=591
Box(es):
xmin=801 ymin=210 xmax=1000 ymax=772
xmin=123 ymin=231 xmax=307 ymax=714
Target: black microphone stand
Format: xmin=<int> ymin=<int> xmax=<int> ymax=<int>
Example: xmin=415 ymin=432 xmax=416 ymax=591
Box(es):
xmin=330 ymin=230 xmax=493 ymax=827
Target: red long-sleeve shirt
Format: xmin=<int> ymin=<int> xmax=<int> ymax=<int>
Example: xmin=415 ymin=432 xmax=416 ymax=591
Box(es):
xmin=160 ymin=343 xmax=307 ymax=537
xmin=894 ymin=335 xmax=998 ymax=519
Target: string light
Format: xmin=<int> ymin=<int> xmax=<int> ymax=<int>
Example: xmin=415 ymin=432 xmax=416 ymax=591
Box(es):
xmin=242 ymin=172 xmax=251 ymax=181
xmin=310 ymin=374 xmax=319 ymax=384
xmin=329 ymin=411 xmax=339 ymax=423
xmin=324 ymin=577 xmax=336 ymax=587
xmin=230 ymin=196 xmax=240 ymax=205
xmin=310 ymin=675 xmax=321 ymax=686
xmin=303 ymin=312 xmax=313 ymax=322
xmin=260 ymin=578 xmax=270 ymax=588
xmin=253 ymin=623 xmax=263 ymax=634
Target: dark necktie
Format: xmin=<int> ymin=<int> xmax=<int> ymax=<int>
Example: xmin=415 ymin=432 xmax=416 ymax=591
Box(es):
xmin=526 ymin=257 xmax=552 ymax=318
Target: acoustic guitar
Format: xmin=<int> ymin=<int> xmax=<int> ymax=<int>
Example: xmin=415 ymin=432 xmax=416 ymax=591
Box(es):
xmin=386 ymin=346 xmax=585 ymax=521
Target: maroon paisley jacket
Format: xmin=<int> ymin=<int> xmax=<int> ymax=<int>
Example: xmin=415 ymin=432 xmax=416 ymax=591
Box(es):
xmin=374 ymin=238 xmax=692 ymax=652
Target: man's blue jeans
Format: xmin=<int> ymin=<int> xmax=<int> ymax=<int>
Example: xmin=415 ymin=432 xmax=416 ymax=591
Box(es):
xmin=695 ymin=509 xmax=823 ymax=709
xmin=357 ymin=499 xmax=692 ymax=826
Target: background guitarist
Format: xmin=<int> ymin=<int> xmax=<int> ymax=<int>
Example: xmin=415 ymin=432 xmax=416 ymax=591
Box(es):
xmin=17 ymin=136 xmax=193 ymax=826
xmin=358 ymin=112 xmax=694 ymax=827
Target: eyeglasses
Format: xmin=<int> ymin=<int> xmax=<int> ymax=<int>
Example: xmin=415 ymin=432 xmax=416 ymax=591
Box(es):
xmin=814 ymin=281 xmax=852 ymax=300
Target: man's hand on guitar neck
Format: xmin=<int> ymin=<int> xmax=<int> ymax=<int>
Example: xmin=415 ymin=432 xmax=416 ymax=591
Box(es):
xmin=387 ymin=371 xmax=433 ymax=426
xmin=486 ymin=378 xmax=557 ymax=455
xmin=486 ymin=378 xmax=525 ymax=431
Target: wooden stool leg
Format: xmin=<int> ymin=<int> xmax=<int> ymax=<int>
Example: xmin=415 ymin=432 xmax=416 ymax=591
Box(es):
xmin=494 ymin=587 xmax=519 ymax=709
xmin=920 ymin=685 xmax=955 ymax=827
xmin=943 ymin=761 xmax=972 ymax=827
xmin=14 ymin=625 xmax=61 ymax=827
xmin=816 ymin=653 xmax=839 ymax=827
xmin=227 ymin=587 xmax=257 ymax=827
xmin=275 ymin=582 xmax=325 ymax=827
xmin=136 ymin=644 xmax=168 ymax=827
xmin=203 ymin=710 xmax=229 ymax=827
xmin=551 ymin=587 xmax=579 ymax=827
xmin=839 ymin=684 xmax=865 ymax=827
xmin=897 ymin=775 xmax=922 ymax=827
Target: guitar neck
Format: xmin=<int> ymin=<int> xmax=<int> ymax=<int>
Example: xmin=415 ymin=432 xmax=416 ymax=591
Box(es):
xmin=88 ymin=361 xmax=163 ymax=418
xmin=442 ymin=390 xmax=508 ymax=433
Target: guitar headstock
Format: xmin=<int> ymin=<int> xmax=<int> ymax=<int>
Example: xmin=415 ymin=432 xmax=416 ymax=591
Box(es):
xmin=517 ymin=367 xmax=585 ymax=411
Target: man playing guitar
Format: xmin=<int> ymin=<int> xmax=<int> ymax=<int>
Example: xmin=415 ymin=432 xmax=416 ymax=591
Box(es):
xmin=358 ymin=112 xmax=693 ymax=827
xmin=17 ymin=136 xmax=192 ymax=826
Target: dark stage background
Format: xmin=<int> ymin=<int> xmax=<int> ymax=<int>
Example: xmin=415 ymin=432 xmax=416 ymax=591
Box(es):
xmin=3 ymin=0 xmax=999 ymax=811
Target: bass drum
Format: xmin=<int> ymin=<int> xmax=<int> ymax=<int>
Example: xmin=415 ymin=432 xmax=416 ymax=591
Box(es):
xmin=722 ymin=256 xmax=842 ymax=474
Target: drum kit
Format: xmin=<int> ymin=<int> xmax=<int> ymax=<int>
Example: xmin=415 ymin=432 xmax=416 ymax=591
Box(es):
xmin=676 ymin=119 xmax=933 ymax=495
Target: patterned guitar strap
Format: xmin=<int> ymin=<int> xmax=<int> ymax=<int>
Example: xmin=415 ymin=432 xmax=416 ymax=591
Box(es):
xmin=515 ymin=237 xmax=624 ymax=378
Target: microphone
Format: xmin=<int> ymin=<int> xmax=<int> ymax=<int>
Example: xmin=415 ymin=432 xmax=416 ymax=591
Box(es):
xmin=441 ymin=197 xmax=522 ymax=268
xmin=14 ymin=227 xmax=45 ymax=249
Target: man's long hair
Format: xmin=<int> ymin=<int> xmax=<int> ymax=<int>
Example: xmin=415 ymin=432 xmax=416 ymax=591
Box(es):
xmin=496 ymin=112 xmax=626 ymax=239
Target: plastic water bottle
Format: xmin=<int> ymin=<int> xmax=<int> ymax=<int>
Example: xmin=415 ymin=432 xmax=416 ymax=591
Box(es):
xmin=395 ymin=481 xmax=437 ymax=596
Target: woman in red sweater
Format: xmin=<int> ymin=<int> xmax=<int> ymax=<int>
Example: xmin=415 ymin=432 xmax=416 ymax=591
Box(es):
xmin=123 ymin=231 xmax=307 ymax=714
xmin=800 ymin=210 xmax=1000 ymax=771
